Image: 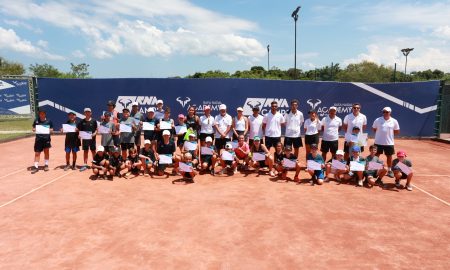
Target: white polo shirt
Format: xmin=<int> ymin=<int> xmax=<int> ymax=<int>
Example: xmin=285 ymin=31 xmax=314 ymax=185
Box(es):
xmin=263 ymin=111 xmax=285 ymax=137
xmin=248 ymin=114 xmax=264 ymax=139
xmin=199 ymin=115 xmax=215 ymax=134
xmin=285 ymin=110 xmax=304 ymax=138
xmin=372 ymin=116 xmax=400 ymax=146
xmin=214 ymin=113 xmax=232 ymax=138
xmin=343 ymin=113 xmax=367 ymax=140
xmin=304 ymin=118 xmax=321 ymax=135
xmin=321 ymin=115 xmax=342 ymax=141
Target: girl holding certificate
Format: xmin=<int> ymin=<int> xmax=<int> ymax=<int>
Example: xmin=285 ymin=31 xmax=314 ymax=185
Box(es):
xmin=392 ymin=150 xmax=414 ymax=191
xmin=306 ymin=144 xmax=325 ymax=185
xmin=156 ymin=107 xmax=175 ymax=142
xmin=199 ymin=136 xmax=218 ymax=175
xmin=325 ymin=149 xmax=348 ymax=182
xmin=304 ymin=110 xmax=322 ymax=161
xmin=249 ymin=136 xmax=275 ymax=177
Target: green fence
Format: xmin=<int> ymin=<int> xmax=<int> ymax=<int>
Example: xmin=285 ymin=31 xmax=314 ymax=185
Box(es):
xmin=437 ymin=82 xmax=450 ymax=137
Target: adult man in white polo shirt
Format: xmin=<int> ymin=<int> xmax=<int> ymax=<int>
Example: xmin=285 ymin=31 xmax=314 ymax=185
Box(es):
xmin=372 ymin=106 xmax=400 ymax=178
xmin=262 ymin=101 xmax=285 ymax=150
xmin=284 ymin=99 xmax=304 ymax=157
xmin=214 ymin=104 xmax=232 ymax=150
xmin=343 ymin=102 xmax=367 ymax=160
xmin=155 ymin=99 xmax=164 ymax=120
xmin=248 ymin=106 xmax=264 ymax=145
xmin=320 ymin=106 xmax=342 ymax=161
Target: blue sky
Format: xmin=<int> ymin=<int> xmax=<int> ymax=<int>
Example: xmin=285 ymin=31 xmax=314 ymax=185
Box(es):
xmin=1 ymin=0 xmax=449 ymax=78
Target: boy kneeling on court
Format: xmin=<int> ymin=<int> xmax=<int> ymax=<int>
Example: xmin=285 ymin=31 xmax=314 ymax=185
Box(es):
xmin=325 ymin=149 xmax=348 ymax=182
xmin=275 ymin=145 xmax=301 ymax=181
xmin=392 ymin=150 xmax=414 ymax=191
xmin=139 ymin=140 xmax=156 ymax=176
xmin=218 ymin=143 xmax=239 ymax=175
xmin=343 ymin=145 xmax=366 ymax=187
xmin=175 ymin=152 xmax=197 ymax=183
xmin=108 ymin=146 xmax=126 ymax=179
xmin=306 ymin=144 xmax=325 ymax=185
xmin=199 ymin=136 xmax=218 ymax=175
xmin=364 ymin=145 xmax=387 ymax=187
xmin=125 ymin=148 xmax=142 ymax=177
xmin=91 ymin=146 xmax=109 ymax=180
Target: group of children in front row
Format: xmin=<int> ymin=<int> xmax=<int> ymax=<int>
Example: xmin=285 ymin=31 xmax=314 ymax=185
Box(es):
xmin=87 ymin=131 xmax=414 ymax=191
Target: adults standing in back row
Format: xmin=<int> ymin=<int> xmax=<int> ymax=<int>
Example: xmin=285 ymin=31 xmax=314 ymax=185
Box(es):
xmin=372 ymin=107 xmax=400 ymax=178
xmin=214 ymin=104 xmax=232 ymax=150
xmin=262 ymin=101 xmax=285 ymax=150
xmin=320 ymin=106 xmax=342 ymax=161
xmin=284 ymin=99 xmax=304 ymax=158
xmin=343 ymin=103 xmax=367 ymax=160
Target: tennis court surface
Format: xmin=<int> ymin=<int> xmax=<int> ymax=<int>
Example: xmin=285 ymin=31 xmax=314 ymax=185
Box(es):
xmin=0 ymin=136 xmax=449 ymax=269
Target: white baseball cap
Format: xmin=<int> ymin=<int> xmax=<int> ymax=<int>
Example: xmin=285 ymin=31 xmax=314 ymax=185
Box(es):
xmin=329 ymin=106 xmax=337 ymax=111
xmin=147 ymin=107 xmax=155 ymax=113
xmin=382 ymin=107 xmax=392 ymax=112
xmin=188 ymin=133 xmax=196 ymax=137
xmin=336 ymin=149 xmax=344 ymax=156
xmin=237 ymin=107 xmax=243 ymax=112
xmin=97 ymin=145 xmax=105 ymax=152
xmin=144 ymin=139 xmax=151 ymax=145
xmin=162 ymin=130 xmax=171 ymax=136
xmin=205 ymin=136 xmax=212 ymax=142
xmin=84 ymin=108 xmax=91 ymax=112
xmin=157 ymin=99 xmax=163 ymax=104
xmin=225 ymin=143 xmax=233 ymax=149
xmin=132 ymin=102 xmax=139 ymax=106
xmin=219 ymin=104 xmax=227 ymax=110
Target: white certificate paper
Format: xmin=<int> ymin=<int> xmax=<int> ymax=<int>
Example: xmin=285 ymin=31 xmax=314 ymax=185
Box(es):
xmin=221 ymin=151 xmax=234 ymax=161
xmin=62 ymin=124 xmax=76 ymax=133
xmin=160 ymin=121 xmax=172 ymax=130
xmin=307 ymin=160 xmax=322 ymax=171
xmin=282 ymin=158 xmax=296 ymax=168
xmin=350 ymin=161 xmax=365 ymax=171
xmin=179 ymin=162 xmax=192 ymax=172
xmin=345 ymin=133 xmax=359 ymax=143
xmin=159 ymin=155 xmax=173 ymax=164
xmin=184 ymin=141 xmax=198 ymax=151
xmin=35 ymin=125 xmax=50 ymax=134
xmin=396 ymin=162 xmax=412 ymax=175
xmin=133 ymin=118 xmax=141 ymax=125
xmin=331 ymin=159 xmax=347 ymax=170
xmin=120 ymin=124 xmax=132 ymax=133
xmin=142 ymin=122 xmax=154 ymax=131
xmin=368 ymin=161 xmax=383 ymax=170
xmin=201 ymin=147 xmax=214 ymax=155
xmin=98 ymin=125 xmax=110 ymax=134
xmin=358 ymin=133 xmax=368 ymax=146
xmin=79 ymin=131 xmax=92 ymax=140
xmin=252 ymin=152 xmax=266 ymax=161
xmin=175 ymin=125 xmax=187 ymax=135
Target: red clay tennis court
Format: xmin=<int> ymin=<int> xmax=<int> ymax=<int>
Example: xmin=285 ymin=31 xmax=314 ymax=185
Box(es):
xmin=0 ymin=136 xmax=449 ymax=269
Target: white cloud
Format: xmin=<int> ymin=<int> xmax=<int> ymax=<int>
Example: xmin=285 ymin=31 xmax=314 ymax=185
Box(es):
xmin=0 ymin=0 xmax=265 ymax=61
xmin=72 ymin=50 xmax=86 ymax=58
xmin=3 ymin=19 xmax=42 ymax=33
xmin=37 ymin=40 xmax=48 ymax=48
xmin=432 ymin=25 xmax=450 ymax=39
xmin=0 ymin=27 xmax=64 ymax=60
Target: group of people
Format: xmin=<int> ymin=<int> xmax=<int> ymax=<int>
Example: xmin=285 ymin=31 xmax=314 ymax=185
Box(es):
xmin=30 ymin=98 xmax=413 ymax=190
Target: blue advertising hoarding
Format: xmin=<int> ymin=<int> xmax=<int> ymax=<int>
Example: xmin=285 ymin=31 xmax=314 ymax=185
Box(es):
xmin=0 ymin=79 xmax=31 ymax=115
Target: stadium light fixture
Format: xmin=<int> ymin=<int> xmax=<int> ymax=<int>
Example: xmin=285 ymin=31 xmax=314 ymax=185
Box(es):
xmin=401 ymin=48 xmax=414 ymax=75
xmin=267 ymin=45 xmax=270 ymax=71
xmin=291 ymin=6 xmax=301 ymax=79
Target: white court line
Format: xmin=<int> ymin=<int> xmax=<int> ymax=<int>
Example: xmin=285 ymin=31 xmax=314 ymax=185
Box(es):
xmin=412 ymin=184 xmax=450 ymax=207
xmin=0 ymin=171 xmax=73 ymax=209
xmin=0 ymin=168 xmax=26 ymax=180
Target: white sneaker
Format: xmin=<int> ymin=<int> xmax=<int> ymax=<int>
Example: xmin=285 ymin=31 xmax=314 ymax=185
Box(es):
xmin=357 ymin=179 xmax=363 ymax=187
xmin=406 ymin=184 xmax=413 ymax=191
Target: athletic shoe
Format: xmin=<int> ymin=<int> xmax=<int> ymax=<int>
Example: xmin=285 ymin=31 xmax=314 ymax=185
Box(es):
xmin=387 ymin=171 xmax=394 ymax=178
xmin=357 ymin=179 xmax=363 ymax=187
xmin=63 ymin=165 xmax=70 ymax=171
xmin=31 ymin=166 xmax=39 ymax=174
xmin=395 ymin=180 xmax=401 ymax=188
xmin=324 ymin=177 xmax=330 ymax=182
xmin=71 ymin=165 xmax=76 ymax=170
xmin=91 ymin=175 xmax=98 ymax=181
xmin=44 ymin=165 xmax=49 ymax=172
xmin=406 ymin=184 xmax=413 ymax=191
xmin=375 ymin=178 xmax=384 ymax=186
xmin=79 ymin=165 xmax=88 ymax=172
xmin=210 ymin=169 xmax=215 ymax=176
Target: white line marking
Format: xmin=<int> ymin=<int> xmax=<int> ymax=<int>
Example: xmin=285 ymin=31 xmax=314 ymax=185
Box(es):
xmin=0 ymin=171 xmax=73 ymax=208
xmin=0 ymin=168 xmax=26 ymax=180
xmin=412 ymin=184 xmax=450 ymax=207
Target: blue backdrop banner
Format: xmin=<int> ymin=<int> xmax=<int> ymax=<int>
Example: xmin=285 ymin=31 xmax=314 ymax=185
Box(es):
xmin=0 ymin=79 xmax=30 ymax=115
xmin=37 ymin=78 xmax=440 ymax=137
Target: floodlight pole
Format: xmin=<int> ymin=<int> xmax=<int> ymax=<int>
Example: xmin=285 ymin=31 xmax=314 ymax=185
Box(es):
xmin=267 ymin=45 xmax=270 ymax=71
xmin=401 ymin=48 xmax=414 ymax=75
xmin=292 ymin=6 xmax=301 ymax=79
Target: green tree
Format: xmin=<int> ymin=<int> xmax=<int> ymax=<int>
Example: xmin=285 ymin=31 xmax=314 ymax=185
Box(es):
xmin=29 ymin=63 xmax=62 ymax=77
xmin=66 ymin=63 xmax=90 ymax=78
xmin=0 ymin=56 xmax=25 ymax=76
xmin=337 ymin=61 xmax=392 ymax=82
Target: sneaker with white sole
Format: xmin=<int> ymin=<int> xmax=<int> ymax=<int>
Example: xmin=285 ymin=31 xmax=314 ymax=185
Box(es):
xmin=64 ymin=165 xmax=71 ymax=171
xmin=79 ymin=165 xmax=88 ymax=172
xmin=406 ymin=184 xmax=413 ymax=191
xmin=31 ymin=166 xmax=39 ymax=174
xmin=387 ymin=171 xmax=394 ymax=178
xmin=44 ymin=165 xmax=49 ymax=171
xmin=357 ymin=179 xmax=363 ymax=187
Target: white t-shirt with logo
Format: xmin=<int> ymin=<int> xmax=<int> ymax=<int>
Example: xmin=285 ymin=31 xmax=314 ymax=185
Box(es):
xmin=372 ymin=117 xmax=400 ymax=146
xmin=263 ymin=111 xmax=285 ymax=137
xmin=199 ymin=115 xmax=215 ymax=134
xmin=343 ymin=113 xmax=367 ymax=140
xmin=285 ymin=110 xmax=304 ymax=138
xmin=321 ymin=115 xmax=342 ymax=141
xmin=248 ymin=114 xmax=264 ymax=139
xmin=304 ymin=118 xmax=321 ymax=135
xmin=234 ymin=116 xmax=246 ymax=131
xmin=214 ymin=113 xmax=232 ymax=138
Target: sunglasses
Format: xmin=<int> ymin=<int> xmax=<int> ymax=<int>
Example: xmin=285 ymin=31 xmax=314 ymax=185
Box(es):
xmin=352 ymin=107 xmax=360 ymax=110
xmin=383 ymin=111 xmax=390 ymax=113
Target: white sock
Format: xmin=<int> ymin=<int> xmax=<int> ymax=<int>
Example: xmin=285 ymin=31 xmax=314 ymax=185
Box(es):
xmin=388 ymin=167 xmax=391 ymax=171
xmin=44 ymin=160 xmax=49 ymax=166
xmin=34 ymin=162 xmax=39 ymax=168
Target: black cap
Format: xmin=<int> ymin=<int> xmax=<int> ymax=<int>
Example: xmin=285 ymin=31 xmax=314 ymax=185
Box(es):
xmin=308 ymin=109 xmax=316 ymax=114
xmin=352 ymin=126 xmax=361 ymax=130
xmin=285 ymin=145 xmax=292 ymax=151
xmin=104 ymin=112 xmax=112 ymax=117
xmin=38 ymin=107 xmax=46 ymax=113
xmin=122 ymin=108 xmax=130 ymax=112
xmin=107 ymin=100 xmax=115 ymax=107
xmin=252 ymin=106 xmax=260 ymax=111
xmin=112 ymin=146 xmax=120 ymax=153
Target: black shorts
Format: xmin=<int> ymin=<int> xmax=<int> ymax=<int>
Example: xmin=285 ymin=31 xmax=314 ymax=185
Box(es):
xmin=215 ymin=138 xmax=230 ymax=150
xmin=320 ymin=140 xmax=339 ymax=153
xmin=134 ymin=132 xmax=142 ymax=146
xmin=199 ymin=133 xmax=214 ymax=142
xmin=265 ymin=136 xmax=281 ymax=149
xmin=304 ymin=134 xmax=319 ymax=145
xmin=34 ymin=138 xmax=51 ymax=152
xmin=232 ymin=130 xmax=246 ymax=141
xmin=121 ymin=143 xmax=135 ymax=150
xmin=344 ymin=141 xmax=365 ymax=153
xmin=177 ymin=135 xmax=185 ymax=147
xmin=143 ymin=131 xmax=157 ymax=141
xmin=284 ymin=137 xmax=303 ymax=148
xmin=201 ymin=155 xmax=212 ymax=165
xmin=364 ymin=170 xmax=378 ymax=178
xmin=82 ymin=139 xmax=96 ymax=151
xmin=112 ymin=135 xmax=120 ymax=146
xmin=375 ymin=144 xmax=395 ymax=156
